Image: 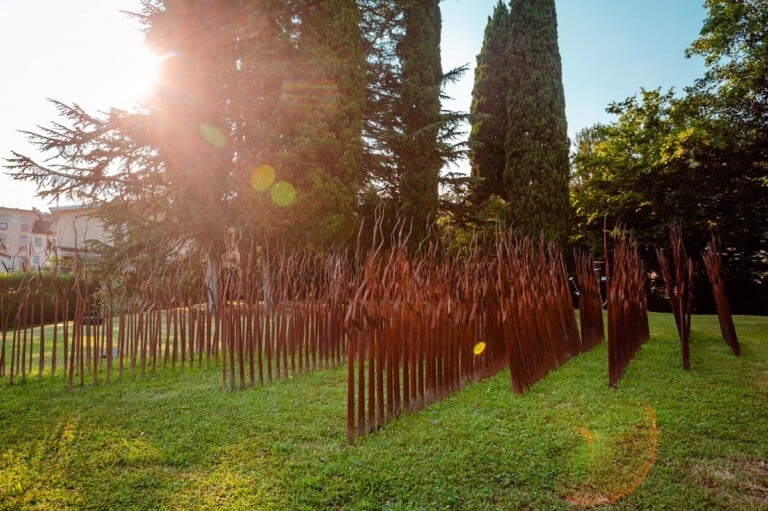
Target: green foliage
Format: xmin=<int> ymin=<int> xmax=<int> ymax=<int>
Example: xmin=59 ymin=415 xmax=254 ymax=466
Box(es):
xmin=439 ymin=194 xmax=508 ymax=255
xmin=394 ymin=0 xmax=444 ymax=243
xmin=504 ymin=0 xmax=570 ymax=245
xmin=687 ymin=0 xmax=768 ymax=130
xmin=0 ymin=272 xmax=77 ymax=329
xmin=1 ymin=313 xmax=767 ymax=509
xmin=6 ymin=1 xmax=366 ymax=255
xmin=469 ymin=1 xmax=510 ymax=202
xmin=571 ymin=0 xmax=768 ymax=313
xmin=278 ymin=0 xmax=366 ymax=247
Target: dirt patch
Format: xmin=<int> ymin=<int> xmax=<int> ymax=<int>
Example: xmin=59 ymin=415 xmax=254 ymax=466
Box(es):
xmin=692 ymin=457 xmax=768 ymax=509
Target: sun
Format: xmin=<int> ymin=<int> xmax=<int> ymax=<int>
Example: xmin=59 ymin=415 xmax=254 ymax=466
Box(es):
xmin=102 ymin=43 xmax=163 ymax=110
xmin=71 ymin=25 xmax=163 ymax=113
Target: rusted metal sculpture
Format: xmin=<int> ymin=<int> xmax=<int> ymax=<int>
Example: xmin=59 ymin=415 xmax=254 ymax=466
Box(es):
xmin=656 ymin=226 xmax=693 ymax=370
xmin=574 ymin=250 xmax=605 ymax=352
xmin=702 ymin=236 xmax=740 ymax=356
xmin=344 ymin=228 xmax=583 ymax=442
xmin=607 ymin=232 xmax=650 ymax=386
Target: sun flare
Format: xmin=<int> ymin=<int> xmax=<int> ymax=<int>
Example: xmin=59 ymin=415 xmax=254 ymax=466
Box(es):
xmin=104 ymin=44 xmax=163 ymax=109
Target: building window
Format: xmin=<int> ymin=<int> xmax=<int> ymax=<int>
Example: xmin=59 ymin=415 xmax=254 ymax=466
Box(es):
xmin=33 ymin=256 xmax=40 ymax=267
xmin=35 ymin=237 xmax=43 ymax=248
xmin=20 ymin=235 xmax=29 ymax=247
xmin=0 ymin=214 xmax=7 ymax=230
xmin=20 ymin=217 xmax=30 ymax=232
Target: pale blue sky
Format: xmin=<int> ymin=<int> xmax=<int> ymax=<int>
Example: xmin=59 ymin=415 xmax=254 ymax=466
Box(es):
xmin=1 ymin=0 xmax=707 ymax=210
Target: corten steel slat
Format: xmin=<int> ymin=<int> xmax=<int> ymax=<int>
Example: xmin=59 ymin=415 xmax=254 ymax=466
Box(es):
xmin=220 ymin=293 xmax=227 ymax=390
xmin=246 ymin=294 xmax=255 ymax=388
xmin=702 ymin=237 xmax=740 ymax=356
xmin=410 ymin=303 xmax=420 ymax=405
xmin=171 ymin=303 xmax=179 ymax=373
xmin=256 ymin=301 xmax=264 ymax=385
xmin=265 ymin=299 xmax=272 ymax=383
xmin=0 ymin=298 xmax=7 ymax=377
xmin=575 ymin=251 xmax=604 ymax=352
xmin=357 ymin=319 xmax=366 ymax=437
xmin=8 ymin=296 xmax=19 ymax=384
xmin=607 ymin=233 xmax=649 ymax=386
xmin=118 ymin=305 xmax=125 ymax=382
xmin=139 ymin=311 xmax=148 ymax=378
xmin=347 ymin=316 xmax=356 ymax=444
xmin=658 ymin=226 xmax=693 ymax=370
xmin=280 ymin=305 xmax=288 ymax=380
xmin=36 ymin=274 xmax=44 ymax=380
xmin=367 ymin=318 xmax=376 ymax=431
xmin=163 ymin=274 xmax=173 ymax=374
xmin=50 ymin=273 xmax=61 ymax=377
xmin=63 ymin=299 xmax=70 ymax=375
xmin=149 ymin=308 xmax=158 ymax=375
xmin=292 ymin=304 xmax=299 ymax=377
xmin=21 ymin=303 xmax=28 ymax=381
xmin=374 ymin=307 xmax=386 ymax=428
xmin=188 ymin=298 xmax=196 ymax=371
xmin=237 ymin=299 xmax=246 ymax=390
xmin=229 ymin=304 xmax=237 ymax=390
xmin=179 ymin=301 xmax=187 ymax=370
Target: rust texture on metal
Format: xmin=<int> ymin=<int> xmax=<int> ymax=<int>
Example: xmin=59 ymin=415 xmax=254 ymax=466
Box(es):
xmin=0 ymin=243 xmax=350 ymax=389
xmin=656 ymin=226 xmax=693 ymax=370
xmin=607 ymin=232 xmax=650 ymax=387
xmin=702 ymin=236 xmax=740 ymax=356
xmin=344 ymin=230 xmax=582 ymax=442
xmin=574 ymin=250 xmax=604 ymax=352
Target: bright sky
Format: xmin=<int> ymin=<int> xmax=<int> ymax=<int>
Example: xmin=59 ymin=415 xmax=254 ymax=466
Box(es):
xmin=0 ymin=0 xmax=707 ymax=211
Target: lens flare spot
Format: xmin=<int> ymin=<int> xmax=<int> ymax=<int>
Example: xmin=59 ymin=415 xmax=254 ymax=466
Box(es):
xmin=250 ymin=165 xmax=276 ymax=191
xmin=270 ymin=181 xmax=296 ymax=207
xmin=200 ymin=124 xmax=226 ymax=148
xmin=473 ymin=342 xmax=486 ymax=356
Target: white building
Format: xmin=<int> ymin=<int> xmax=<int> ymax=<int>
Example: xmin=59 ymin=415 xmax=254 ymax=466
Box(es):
xmin=0 ymin=206 xmax=56 ymax=271
xmin=49 ymin=204 xmax=115 ymax=268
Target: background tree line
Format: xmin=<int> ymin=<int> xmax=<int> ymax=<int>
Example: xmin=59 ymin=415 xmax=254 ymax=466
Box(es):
xmin=570 ymin=0 xmax=767 ymax=313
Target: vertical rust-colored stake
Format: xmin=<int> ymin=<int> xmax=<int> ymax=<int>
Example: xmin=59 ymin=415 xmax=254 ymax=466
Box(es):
xmin=37 ymin=271 xmax=45 ymax=379
xmin=206 ymin=302 xmax=213 ymax=369
xmin=187 ymin=300 xmax=195 ymax=371
xmin=21 ymin=300 xmax=29 ymax=382
xmin=63 ymin=299 xmax=69 ymax=375
xmin=367 ymin=317 xmax=376 ymax=431
xmin=138 ymin=312 xmax=147 ymax=378
xmin=172 ymin=304 xmax=179 ymax=372
xmin=0 ymin=296 xmax=7 ymax=378
xmin=51 ymin=279 xmax=60 ymax=378
xmin=702 ymin=237 xmax=740 ymax=356
xmin=9 ymin=303 xmax=20 ymax=384
xmin=163 ymin=301 xmax=171 ymax=374
xmin=67 ymin=290 xmax=79 ymax=388
xmin=347 ymin=319 xmax=356 ymax=444
xmin=179 ymin=303 xmax=187 ymax=370
xmin=659 ymin=225 xmax=693 ymax=370
xmin=357 ymin=324 xmax=366 ymax=437
xmin=608 ymin=231 xmax=649 ymax=386
xmin=575 ymin=250 xmax=604 ymax=352
xmin=118 ymin=305 xmax=125 ymax=382
xmin=237 ymin=301 xmax=246 ymax=390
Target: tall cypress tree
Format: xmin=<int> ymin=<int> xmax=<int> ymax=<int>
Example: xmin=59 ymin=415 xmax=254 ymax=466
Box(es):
xmin=469 ymin=0 xmax=510 ymax=203
xmin=504 ymin=0 xmax=569 ymax=244
xmin=282 ymin=0 xmax=367 ymax=246
xmin=395 ymin=0 xmax=443 ymax=242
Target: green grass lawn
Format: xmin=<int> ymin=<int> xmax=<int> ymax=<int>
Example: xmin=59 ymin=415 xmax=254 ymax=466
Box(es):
xmin=1 ymin=312 xmax=766 ymax=510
